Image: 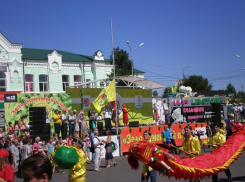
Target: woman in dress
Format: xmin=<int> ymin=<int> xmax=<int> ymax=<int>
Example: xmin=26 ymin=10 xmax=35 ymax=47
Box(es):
xmin=74 ymin=110 xmax=80 ymax=137
xmin=80 ymin=112 xmax=88 ymax=135
xmin=122 ymin=104 xmax=129 ymax=127
xmin=103 ymin=130 xmax=117 ymax=168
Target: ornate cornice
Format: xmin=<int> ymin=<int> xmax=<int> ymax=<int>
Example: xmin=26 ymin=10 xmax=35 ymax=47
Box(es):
xmin=0 ymin=33 xmax=22 ymax=53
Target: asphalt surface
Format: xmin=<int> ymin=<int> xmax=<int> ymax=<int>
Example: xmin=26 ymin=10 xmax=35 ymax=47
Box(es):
xmin=15 ymin=148 xmax=245 ymax=182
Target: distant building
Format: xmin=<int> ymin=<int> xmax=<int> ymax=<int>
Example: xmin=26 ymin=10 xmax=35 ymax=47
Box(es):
xmin=0 ymin=32 xmax=145 ymax=93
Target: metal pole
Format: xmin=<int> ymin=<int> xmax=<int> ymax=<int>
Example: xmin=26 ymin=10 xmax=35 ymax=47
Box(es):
xmin=110 ymin=16 xmax=118 ymax=135
xmin=131 ymin=52 xmax=133 ymax=76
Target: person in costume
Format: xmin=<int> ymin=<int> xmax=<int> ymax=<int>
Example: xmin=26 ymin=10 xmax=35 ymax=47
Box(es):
xmin=122 ymin=104 xmax=129 ymax=127
xmin=141 ymin=130 xmax=157 ymax=182
xmin=68 ymin=138 xmax=87 ymax=182
xmin=180 ymin=125 xmax=200 ymax=182
xmin=180 ymin=126 xmax=201 ymax=159
xmin=203 ymin=123 xmax=233 ymax=182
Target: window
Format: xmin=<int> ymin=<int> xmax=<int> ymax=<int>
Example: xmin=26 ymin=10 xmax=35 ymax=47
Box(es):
xmin=39 ymin=75 xmax=48 ymax=92
xmin=74 ymin=75 xmax=82 ymax=88
xmin=86 ymin=79 xmax=91 ymax=88
xmin=62 ymin=75 xmax=69 ymax=91
xmin=25 ymin=74 xmax=34 ymax=92
xmin=0 ymin=72 xmax=6 ymax=91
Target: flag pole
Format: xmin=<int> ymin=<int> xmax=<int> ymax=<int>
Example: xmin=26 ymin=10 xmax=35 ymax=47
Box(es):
xmin=110 ymin=16 xmax=118 ymax=135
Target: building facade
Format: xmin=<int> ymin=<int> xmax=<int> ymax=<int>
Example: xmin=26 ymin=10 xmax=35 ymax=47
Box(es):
xmin=0 ymin=33 xmax=145 ymax=94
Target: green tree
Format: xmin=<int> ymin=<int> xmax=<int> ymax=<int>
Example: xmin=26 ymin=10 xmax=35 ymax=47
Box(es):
xmin=161 ymin=88 xmax=169 ymax=98
xmin=182 ymin=75 xmax=212 ymax=92
xmin=236 ymin=91 xmax=245 ymax=102
xmin=108 ymin=47 xmax=132 ymax=86
xmin=152 ymin=91 xmax=158 ymax=97
xmin=225 ymin=83 xmax=236 ymax=96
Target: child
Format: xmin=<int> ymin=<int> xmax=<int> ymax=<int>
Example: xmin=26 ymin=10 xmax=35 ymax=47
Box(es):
xmin=7 ymin=130 xmax=14 ymax=140
xmin=47 ymin=138 xmax=54 ymax=160
xmin=7 ymin=122 xmax=13 ymax=133
xmin=67 ymin=134 xmax=72 ymax=146
xmin=85 ymin=136 xmax=91 ymax=162
xmin=0 ymin=128 xmax=5 ymax=137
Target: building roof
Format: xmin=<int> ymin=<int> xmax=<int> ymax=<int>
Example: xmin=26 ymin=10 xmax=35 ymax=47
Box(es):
xmin=21 ymin=48 xmax=110 ymax=63
xmin=21 ymin=48 xmax=145 ymax=73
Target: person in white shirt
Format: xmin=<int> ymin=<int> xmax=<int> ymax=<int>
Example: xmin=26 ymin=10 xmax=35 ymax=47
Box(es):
xmin=93 ymin=129 xmax=103 ymax=171
xmin=231 ymin=103 xmax=238 ymax=121
xmin=103 ymin=106 xmax=111 ymax=131
xmin=68 ymin=111 xmax=75 ymax=138
xmin=46 ymin=111 xmax=51 ymax=139
xmin=96 ymin=113 xmax=103 ymax=136
xmin=238 ymin=103 xmax=244 ymax=121
xmin=163 ymin=100 xmax=169 ymax=124
xmin=61 ymin=110 xmax=68 ymax=139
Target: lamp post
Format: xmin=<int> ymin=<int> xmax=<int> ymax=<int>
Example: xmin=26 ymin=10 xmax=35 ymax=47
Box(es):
xmin=126 ymin=41 xmax=144 ymax=76
xmin=182 ymin=65 xmax=190 ymax=79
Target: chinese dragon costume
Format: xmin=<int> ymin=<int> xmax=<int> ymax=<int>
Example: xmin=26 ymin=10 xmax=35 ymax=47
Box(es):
xmin=127 ymin=124 xmax=245 ymax=180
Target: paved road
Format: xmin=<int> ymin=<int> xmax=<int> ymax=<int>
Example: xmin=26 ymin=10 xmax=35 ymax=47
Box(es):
xmin=16 ymin=149 xmax=245 ymax=182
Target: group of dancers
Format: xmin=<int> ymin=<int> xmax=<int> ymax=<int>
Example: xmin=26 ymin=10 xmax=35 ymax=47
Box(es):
xmin=142 ymin=121 xmax=235 ymax=182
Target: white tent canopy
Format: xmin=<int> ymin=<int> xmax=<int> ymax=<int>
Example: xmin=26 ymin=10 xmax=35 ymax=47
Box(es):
xmin=115 ymin=76 xmax=168 ymax=89
xmin=69 ymin=76 xmax=168 ymax=89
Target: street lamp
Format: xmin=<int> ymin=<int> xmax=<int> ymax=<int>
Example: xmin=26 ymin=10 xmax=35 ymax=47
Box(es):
xmin=178 ymin=65 xmax=190 ymax=79
xmin=126 ymin=41 xmax=144 ymax=76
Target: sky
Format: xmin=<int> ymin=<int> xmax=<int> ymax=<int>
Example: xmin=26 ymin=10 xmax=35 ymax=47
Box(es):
xmin=1 ymin=0 xmax=245 ymax=96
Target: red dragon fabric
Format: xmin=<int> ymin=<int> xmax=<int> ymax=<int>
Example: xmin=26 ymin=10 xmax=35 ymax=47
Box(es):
xmin=128 ymin=124 xmax=245 ymax=180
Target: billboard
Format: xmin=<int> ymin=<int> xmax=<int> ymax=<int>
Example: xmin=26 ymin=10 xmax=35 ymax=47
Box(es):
xmin=120 ymin=124 xmax=207 ymax=153
xmin=4 ymin=93 xmax=72 ymax=125
xmin=82 ymin=88 xmax=153 ymax=125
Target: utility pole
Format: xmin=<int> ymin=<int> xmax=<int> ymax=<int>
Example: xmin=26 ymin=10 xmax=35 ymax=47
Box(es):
xmin=242 ymin=84 xmax=244 ymax=102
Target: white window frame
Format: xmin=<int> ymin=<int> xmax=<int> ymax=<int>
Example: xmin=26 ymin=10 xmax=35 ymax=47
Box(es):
xmin=86 ymin=79 xmax=91 ymax=88
xmin=74 ymin=75 xmax=82 ymax=88
xmin=62 ymin=75 xmax=70 ymax=91
xmin=39 ymin=75 xmax=49 ymax=92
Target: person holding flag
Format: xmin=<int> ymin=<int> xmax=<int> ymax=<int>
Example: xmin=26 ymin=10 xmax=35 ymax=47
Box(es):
xmin=93 ymin=79 xmax=116 ymax=114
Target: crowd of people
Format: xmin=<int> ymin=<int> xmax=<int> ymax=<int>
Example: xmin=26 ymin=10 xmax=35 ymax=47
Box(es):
xmin=0 ymin=107 xmax=120 ymax=182
xmin=0 ymin=103 xmax=243 ymax=182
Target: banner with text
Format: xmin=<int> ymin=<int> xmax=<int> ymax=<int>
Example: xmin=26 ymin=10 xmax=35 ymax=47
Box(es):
xmin=120 ymin=124 xmax=207 ymax=153
xmin=4 ymin=93 xmax=72 ymax=125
